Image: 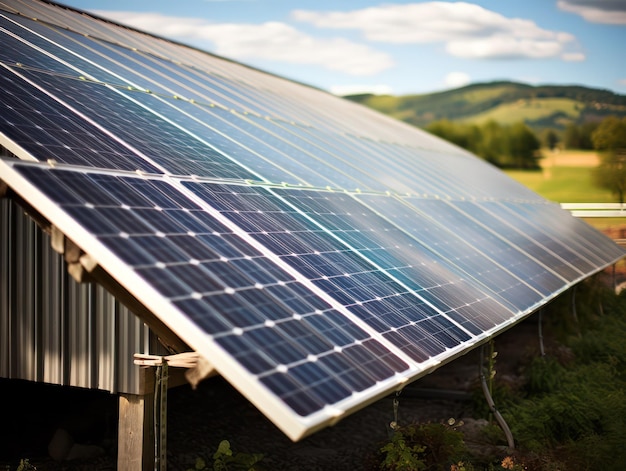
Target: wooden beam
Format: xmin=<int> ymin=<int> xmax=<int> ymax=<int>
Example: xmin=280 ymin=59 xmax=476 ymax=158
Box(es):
xmin=118 ymin=391 xmax=154 ymax=471
xmin=64 ymin=237 xmax=82 ymax=264
xmin=80 ymin=253 xmax=99 ymax=272
xmin=67 ymin=261 xmax=94 ymax=283
xmin=137 ymin=365 xmax=188 ymax=396
xmin=50 ymin=225 xmax=65 ymax=254
xmin=134 ymin=352 xmax=202 ymax=368
xmin=134 ymin=352 xmax=215 ymax=394
xmin=67 ymin=253 xmax=99 ymax=284
xmin=186 ymin=355 xmax=216 ymax=389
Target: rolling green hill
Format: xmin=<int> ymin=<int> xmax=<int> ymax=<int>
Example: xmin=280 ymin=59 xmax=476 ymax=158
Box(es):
xmin=344 ymin=81 xmax=626 ymax=132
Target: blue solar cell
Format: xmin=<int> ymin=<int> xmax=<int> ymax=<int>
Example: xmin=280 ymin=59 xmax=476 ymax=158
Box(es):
xmin=13 ymin=63 xmax=254 ymax=178
xmin=2 ymin=0 xmax=624 ymax=442
xmin=214 ymin=334 xmax=274 ymax=374
xmin=0 ymin=70 xmax=158 ymax=172
xmin=161 ymin=104 xmax=304 ymax=184
xmin=497 ymin=201 xmax=601 ymax=274
xmin=404 ymin=197 xmax=566 ymax=295
xmin=315 ymin=352 xmax=376 ymax=392
xmin=8 ymin=164 xmax=411 ymax=426
xmin=352 ymin=193 xmax=545 ymax=312
xmin=172 ymin=298 xmax=233 ymax=334
xmin=532 ymin=203 xmax=626 ymax=264
xmin=167 ymin=264 xmax=223 ymax=292
xmin=181 ymin=182 xmax=498 ymax=362
xmin=136 ymin=265 xmax=192 ymax=298
xmin=260 ymin=373 xmax=325 ymax=416
xmin=453 ymin=200 xmax=582 ymax=281
xmin=0 ymin=14 xmax=86 ymax=75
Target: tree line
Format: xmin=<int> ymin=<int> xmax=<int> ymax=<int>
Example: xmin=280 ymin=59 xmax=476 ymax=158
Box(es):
xmin=425 ymin=120 xmax=542 ymax=169
xmin=425 ymin=116 xmax=626 ymax=203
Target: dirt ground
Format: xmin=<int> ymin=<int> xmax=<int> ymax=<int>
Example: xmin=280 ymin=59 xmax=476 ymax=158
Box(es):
xmin=541 ymin=149 xmax=599 ymax=168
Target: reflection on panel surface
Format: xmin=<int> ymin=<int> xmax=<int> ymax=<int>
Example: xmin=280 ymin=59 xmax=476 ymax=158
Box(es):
xmin=0 ymin=0 xmax=624 ymax=440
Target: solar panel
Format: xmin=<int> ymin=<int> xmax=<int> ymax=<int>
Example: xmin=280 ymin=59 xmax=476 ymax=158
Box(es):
xmin=0 ymin=0 xmax=624 ymax=441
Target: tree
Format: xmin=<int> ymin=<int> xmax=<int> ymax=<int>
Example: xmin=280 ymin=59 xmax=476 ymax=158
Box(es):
xmin=506 ymin=122 xmax=542 ymax=169
xmin=477 ymin=120 xmax=505 ymax=165
xmin=563 ymin=123 xmax=582 ymax=149
xmin=592 ymin=116 xmax=626 ymax=150
xmin=542 ymin=128 xmax=559 ymax=151
xmin=426 ymin=119 xmax=542 ymax=169
xmin=592 ymin=116 xmax=626 ymax=204
xmin=563 ymin=122 xmax=599 ymax=149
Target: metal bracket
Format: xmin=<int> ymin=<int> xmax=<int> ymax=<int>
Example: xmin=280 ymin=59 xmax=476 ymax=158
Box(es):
xmin=154 ymin=360 xmax=168 ymax=471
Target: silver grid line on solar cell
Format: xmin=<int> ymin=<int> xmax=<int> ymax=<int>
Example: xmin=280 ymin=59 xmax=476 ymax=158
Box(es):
xmin=1 ymin=0 xmax=625 ymax=442
xmin=447 ymin=200 xmax=585 ymax=281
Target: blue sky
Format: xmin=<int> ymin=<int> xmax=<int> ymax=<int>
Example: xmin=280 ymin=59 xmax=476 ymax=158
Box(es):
xmin=60 ymin=0 xmax=626 ymax=96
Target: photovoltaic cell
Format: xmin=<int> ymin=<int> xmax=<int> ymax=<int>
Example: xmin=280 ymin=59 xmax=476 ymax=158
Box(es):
xmin=495 ymin=201 xmax=616 ymax=273
xmin=18 ymin=70 xmax=251 ymax=177
xmin=0 ymin=66 xmax=160 ymax=172
xmin=182 ymin=183 xmax=519 ymax=354
xmin=5 ymin=163 xmax=411 ymax=420
xmin=379 ymin=196 xmax=565 ymax=299
xmin=0 ymin=0 xmax=624 ymax=441
xmin=451 ymin=200 xmax=583 ymax=281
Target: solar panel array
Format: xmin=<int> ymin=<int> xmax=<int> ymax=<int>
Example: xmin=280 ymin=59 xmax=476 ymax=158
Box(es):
xmin=1 ymin=0 xmax=624 ymax=440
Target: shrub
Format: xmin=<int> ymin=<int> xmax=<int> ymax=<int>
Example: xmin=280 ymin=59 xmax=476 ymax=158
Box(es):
xmin=378 ymin=421 xmax=468 ymax=471
xmin=187 ymin=440 xmax=264 ymax=471
xmin=502 ymin=285 xmax=626 ymax=469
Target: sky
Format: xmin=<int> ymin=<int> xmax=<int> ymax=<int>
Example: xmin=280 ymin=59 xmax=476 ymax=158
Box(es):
xmin=58 ymin=0 xmax=626 ymax=96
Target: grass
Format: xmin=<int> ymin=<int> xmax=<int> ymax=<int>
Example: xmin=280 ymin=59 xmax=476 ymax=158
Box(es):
xmin=504 ymin=149 xmax=608 ymax=202
xmin=503 ymin=149 xmax=626 ymax=230
xmin=504 ymin=166 xmax=613 ymax=203
xmin=466 ymin=98 xmax=582 ymax=126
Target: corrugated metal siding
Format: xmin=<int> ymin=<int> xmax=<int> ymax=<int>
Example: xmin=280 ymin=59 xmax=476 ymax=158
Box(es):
xmin=0 ymin=198 xmax=167 ymax=394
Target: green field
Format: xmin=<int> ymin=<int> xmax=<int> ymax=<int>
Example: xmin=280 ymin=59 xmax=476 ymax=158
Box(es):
xmin=465 ymin=97 xmax=582 ymax=126
xmin=504 ymin=166 xmax=612 ymax=203
xmin=504 ymin=159 xmax=626 ymax=229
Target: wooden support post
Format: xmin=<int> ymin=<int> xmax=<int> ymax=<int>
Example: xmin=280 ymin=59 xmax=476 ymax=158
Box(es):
xmin=118 ymin=391 xmax=155 ymax=471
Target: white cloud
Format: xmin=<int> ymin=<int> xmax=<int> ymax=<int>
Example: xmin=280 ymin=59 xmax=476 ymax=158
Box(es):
xmin=92 ymin=11 xmax=393 ymax=76
xmin=444 ymin=71 xmax=471 ymax=88
xmin=329 ymin=84 xmax=394 ymax=96
xmin=562 ymin=52 xmax=586 ymax=61
xmin=293 ymin=2 xmax=578 ymax=60
xmin=447 ymin=36 xmax=566 ymax=59
xmin=557 ymin=0 xmax=626 ymax=24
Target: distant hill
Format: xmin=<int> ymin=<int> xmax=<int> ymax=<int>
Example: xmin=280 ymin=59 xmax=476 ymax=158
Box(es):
xmin=343 ymin=81 xmax=626 ymax=132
